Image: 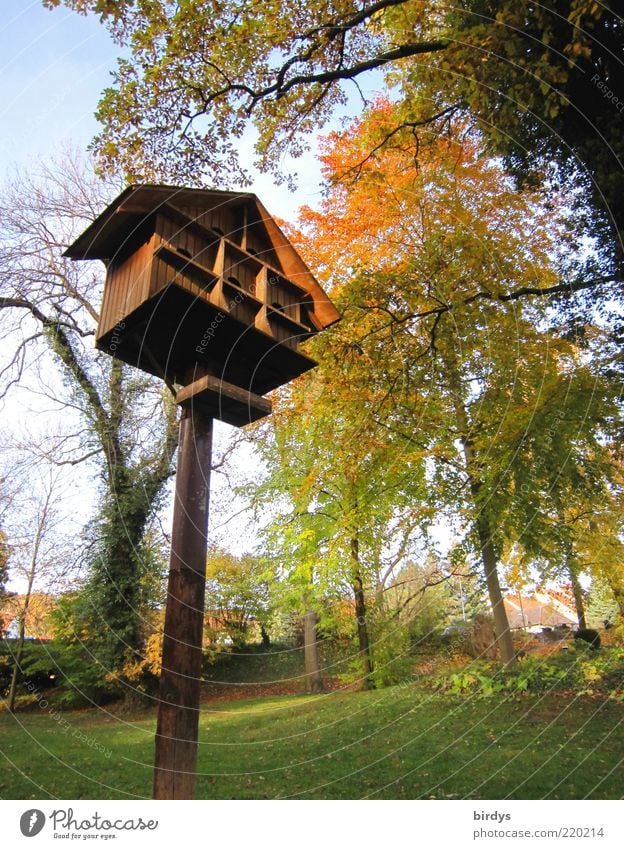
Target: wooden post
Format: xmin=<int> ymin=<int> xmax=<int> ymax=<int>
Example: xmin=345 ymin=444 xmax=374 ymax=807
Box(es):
xmin=153 ymin=409 xmax=213 ymax=800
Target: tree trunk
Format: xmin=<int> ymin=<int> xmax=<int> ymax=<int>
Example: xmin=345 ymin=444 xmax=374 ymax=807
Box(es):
xmin=568 ymin=561 xmax=587 ymax=629
xmin=474 ymin=513 xmax=515 ymax=665
xmin=91 ymin=476 xmax=153 ymax=673
xmin=8 ymin=503 xmax=46 ymax=712
xmin=90 ymin=390 xmax=178 ymax=676
xmin=443 ymin=348 xmax=515 ymax=667
xmin=351 ymin=536 xmax=374 ymax=688
xmin=303 ymin=610 xmax=323 ymax=693
xmin=7 ymin=616 xmax=26 ymax=712
xmin=607 ymin=575 xmax=624 ymax=619
xmin=259 ymin=623 xmax=271 ymax=649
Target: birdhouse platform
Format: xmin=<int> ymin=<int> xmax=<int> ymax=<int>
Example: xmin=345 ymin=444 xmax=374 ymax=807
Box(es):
xmin=65 ymin=185 xmax=339 ymax=424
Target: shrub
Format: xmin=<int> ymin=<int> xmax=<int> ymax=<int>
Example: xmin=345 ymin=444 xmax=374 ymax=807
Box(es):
xmin=434 ymin=645 xmax=624 ymax=698
xmin=574 ymin=629 xmax=601 ymax=649
xmin=19 ymin=639 xmax=119 ymax=708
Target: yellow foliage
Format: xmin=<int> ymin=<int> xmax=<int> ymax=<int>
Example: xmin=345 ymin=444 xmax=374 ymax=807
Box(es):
xmin=118 ymin=631 xmax=163 ymax=683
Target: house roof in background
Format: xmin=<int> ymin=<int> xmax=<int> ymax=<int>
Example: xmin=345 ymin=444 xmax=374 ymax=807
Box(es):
xmin=504 ymin=590 xmax=578 ymax=629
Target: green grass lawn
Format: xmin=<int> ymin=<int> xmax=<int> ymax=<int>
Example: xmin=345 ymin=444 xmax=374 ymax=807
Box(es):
xmin=1 ymin=684 xmax=623 ymax=800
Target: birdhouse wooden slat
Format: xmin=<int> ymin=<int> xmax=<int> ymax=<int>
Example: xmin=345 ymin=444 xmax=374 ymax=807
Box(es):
xmin=65 ymin=185 xmax=340 ymax=425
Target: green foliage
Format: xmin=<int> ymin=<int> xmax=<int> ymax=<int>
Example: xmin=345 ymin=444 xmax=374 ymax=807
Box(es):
xmin=18 ymin=639 xmax=114 ymax=709
xmin=31 ymin=593 xmax=124 ymax=706
xmin=587 ymin=577 xmax=620 ymax=629
xmin=611 ymin=620 xmax=624 ymax=647
xmin=363 ymin=560 xmax=464 ymax=686
xmin=365 ymin=627 xmax=414 ymax=689
xmin=0 ymin=627 xmax=118 ymax=710
xmin=45 ymin=0 xmax=446 ymax=185
xmin=12 ymin=589 xmax=161 ymax=708
xmin=201 ymin=642 xmax=308 ymax=685
xmin=249 ymin=336 xmax=428 ymax=683
xmin=204 ymin=550 xmax=278 ymax=647
xmin=0 ymin=638 xmax=16 ymax=694
xmin=83 ymin=493 xmax=169 ymax=676
xmin=443 ymin=1 xmax=624 ymax=264
xmin=436 ymin=646 xmax=624 ymax=699
xmin=385 ymin=559 xmax=468 ymax=642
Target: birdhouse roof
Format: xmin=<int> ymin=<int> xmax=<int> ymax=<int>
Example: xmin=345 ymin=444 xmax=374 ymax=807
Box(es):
xmin=64 ymin=183 xmax=340 ymax=329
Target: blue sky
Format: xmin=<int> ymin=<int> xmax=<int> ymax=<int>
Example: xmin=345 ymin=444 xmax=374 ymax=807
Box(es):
xmin=0 ymin=1 xmax=340 ymax=218
xmin=0 ymin=2 xmax=388 ymax=217
xmin=1 ymin=2 xmax=116 ymax=170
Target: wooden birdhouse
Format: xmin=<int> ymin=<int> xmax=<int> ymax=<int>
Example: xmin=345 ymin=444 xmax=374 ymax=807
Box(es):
xmin=65 ymin=185 xmax=340 ymax=426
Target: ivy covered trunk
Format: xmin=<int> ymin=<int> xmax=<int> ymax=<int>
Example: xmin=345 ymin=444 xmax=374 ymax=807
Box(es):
xmin=89 ymin=471 xmax=157 ymax=674
xmin=82 ymin=361 xmax=179 ymax=681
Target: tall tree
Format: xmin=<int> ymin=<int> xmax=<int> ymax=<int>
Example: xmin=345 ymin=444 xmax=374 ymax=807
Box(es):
xmin=518 ymin=474 xmax=624 ymax=625
xmin=287 ymin=104 xmax=618 ymax=664
xmin=252 ymin=343 xmax=428 ymax=686
xmin=5 ymin=466 xmax=69 ymax=711
xmin=204 ymin=549 xmax=277 ymax=647
xmin=440 ymin=1 xmax=624 ymax=266
xmin=0 ymin=154 xmax=178 ymax=678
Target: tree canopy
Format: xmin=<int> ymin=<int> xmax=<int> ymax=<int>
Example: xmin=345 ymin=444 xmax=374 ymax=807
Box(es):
xmin=45 ymin=1 xmax=623 ymax=263
xmin=44 ymin=0 xmax=446 ymax=184
xmin=412 ymin=1 xmax=624 ymax=266
xmin=270 ymin=101 xmax=622 ymax=663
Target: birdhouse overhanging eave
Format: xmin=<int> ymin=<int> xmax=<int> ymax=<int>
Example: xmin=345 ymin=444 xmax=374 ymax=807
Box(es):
xmin=64 ymin=183 xmax=340 ymax=331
